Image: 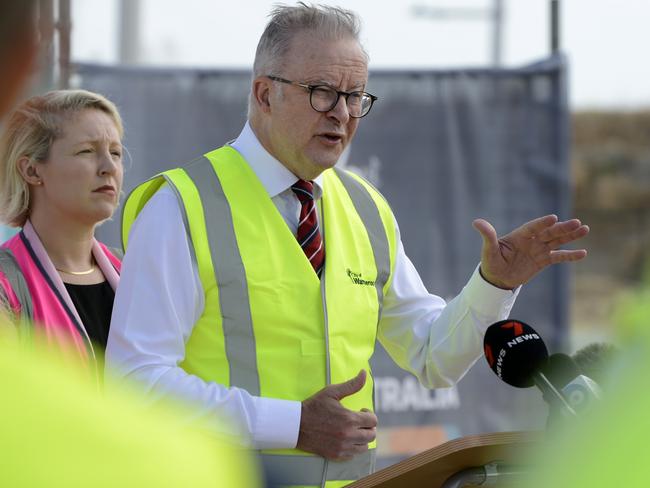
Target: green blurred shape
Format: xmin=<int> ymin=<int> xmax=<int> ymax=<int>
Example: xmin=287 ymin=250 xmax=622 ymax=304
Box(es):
xmin=528 ymin=267 xmax=650 ymax=487
xmin=0 ymin=333 xmax=261 ymax=487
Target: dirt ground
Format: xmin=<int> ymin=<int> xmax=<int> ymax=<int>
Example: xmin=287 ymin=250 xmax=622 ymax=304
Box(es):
xmin=569 ymin=110 xmax=650 ymax=349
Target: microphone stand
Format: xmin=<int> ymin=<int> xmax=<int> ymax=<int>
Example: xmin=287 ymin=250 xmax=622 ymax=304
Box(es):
xmin=534 ymin=371 xmax=578 ymax=417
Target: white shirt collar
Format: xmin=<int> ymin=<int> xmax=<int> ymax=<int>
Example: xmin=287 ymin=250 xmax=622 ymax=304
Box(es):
xmin=229 ymin=122 xmax=323 ymax=200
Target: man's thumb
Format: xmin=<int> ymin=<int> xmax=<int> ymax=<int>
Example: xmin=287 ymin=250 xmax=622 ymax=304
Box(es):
xmin=329 ymin=370 xmax=367 ymax=401
xmin=472 ymin=218 xmax=498 ymax=249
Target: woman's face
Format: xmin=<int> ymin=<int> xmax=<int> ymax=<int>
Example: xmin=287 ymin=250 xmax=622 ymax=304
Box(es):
xmin=35 ymin=108 xmax=123 ymax=226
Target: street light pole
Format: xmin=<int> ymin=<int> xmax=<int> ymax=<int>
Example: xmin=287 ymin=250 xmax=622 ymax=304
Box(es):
xmin=550 ymin=0 xmax=560 ymax=54
xmin=492 ymin=0 xmax=503 ymax=67
xmin=37 ymin=0 xmax=55 ymax=92
xmin=118 ymin=0 xmax=141 ymax=65
xmin=58 ymin=0 xmax=71 ymax=88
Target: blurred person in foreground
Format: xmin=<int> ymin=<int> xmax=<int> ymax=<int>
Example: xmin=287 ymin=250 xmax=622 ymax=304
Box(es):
xmin=0 ymin=0 xmax=38 ymax=338
xmin=107 ymin=3 xmax=589 ymax=485
xmin=0 ymin=2 xmax=37 ymax=119
xmin=0 ymin=89 xmax=124 ymax=377
xmin=1 ymin=332 xmax=261 ymax=487
xmin=529 ymin=275 xmax=650 ymax=487
xmin=0 ymin=2 xmax=260 ymax=486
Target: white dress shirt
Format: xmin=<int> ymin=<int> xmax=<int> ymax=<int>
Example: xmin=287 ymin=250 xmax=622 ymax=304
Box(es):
xmin=106 ymin=122 xmax=518 ymax=450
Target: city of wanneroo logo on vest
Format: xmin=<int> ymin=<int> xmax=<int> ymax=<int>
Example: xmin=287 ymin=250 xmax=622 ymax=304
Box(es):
xmin=346 ymin=268 xmax=375 ymax=286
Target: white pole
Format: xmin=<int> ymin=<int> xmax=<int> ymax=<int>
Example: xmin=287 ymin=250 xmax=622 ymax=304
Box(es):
xmin=492 ymin=0 xmax=503 ymax=67
xmin=118 ymin=0 xmax=141 ymax=65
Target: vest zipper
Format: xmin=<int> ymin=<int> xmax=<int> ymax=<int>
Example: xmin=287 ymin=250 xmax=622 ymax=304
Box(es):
xmin=319 ymin=205 xmax=330 ymax=488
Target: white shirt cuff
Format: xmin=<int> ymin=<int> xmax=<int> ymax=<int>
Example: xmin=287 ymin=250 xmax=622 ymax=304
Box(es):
xmin=252 ymin=397 xmax=302 ymax=450
xmin=463 ymin=264 xmax=520 ymax=319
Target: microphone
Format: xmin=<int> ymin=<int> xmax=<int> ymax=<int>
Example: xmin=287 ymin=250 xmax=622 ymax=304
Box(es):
xmin=483 ymin=320 xmax=577 ymax=416
xmin=562 ymin=375 xmax=602 ymax=413
xmin=538 ymin=353 xmax=582 ymax=417
xmin=541 ymin=352 xmax=602 ymax=413
xmin=483 ymin=319 xmax=548 ymax=388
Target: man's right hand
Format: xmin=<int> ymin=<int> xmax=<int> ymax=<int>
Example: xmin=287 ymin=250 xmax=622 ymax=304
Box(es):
xmin=296 ymin=370 xmax=377 ymax=461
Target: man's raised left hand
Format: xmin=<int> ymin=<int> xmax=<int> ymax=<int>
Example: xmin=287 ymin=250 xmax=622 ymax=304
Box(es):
xmin=473 ymin=214 xmax=589 ymax=290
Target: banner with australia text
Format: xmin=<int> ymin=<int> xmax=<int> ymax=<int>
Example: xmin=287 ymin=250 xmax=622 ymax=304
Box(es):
xmin=76 ymin=56 xmax=570 ymax=469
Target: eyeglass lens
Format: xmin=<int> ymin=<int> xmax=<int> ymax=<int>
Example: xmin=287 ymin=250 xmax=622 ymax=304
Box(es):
xmin=310 ymin=86 xmax=372 ymax=117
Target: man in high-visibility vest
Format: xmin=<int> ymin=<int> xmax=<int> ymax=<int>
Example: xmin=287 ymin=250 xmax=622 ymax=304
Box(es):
xmin=107 ymin=4 xmax=589 ymax=486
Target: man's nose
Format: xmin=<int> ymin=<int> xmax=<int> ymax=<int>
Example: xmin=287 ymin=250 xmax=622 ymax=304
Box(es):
xmin=326 ymin=94 xmax=350 ymax=124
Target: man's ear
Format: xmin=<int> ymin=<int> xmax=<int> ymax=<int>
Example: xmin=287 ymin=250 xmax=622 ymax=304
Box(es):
xmin=252 ymin=76 xmax=273 ymax=113
xmin=17 ymin=157 xmax=42 ymax=186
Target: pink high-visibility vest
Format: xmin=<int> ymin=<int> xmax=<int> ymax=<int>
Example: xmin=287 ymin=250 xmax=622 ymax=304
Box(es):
xmin=0 ymin=221 xmax=121 ymax=367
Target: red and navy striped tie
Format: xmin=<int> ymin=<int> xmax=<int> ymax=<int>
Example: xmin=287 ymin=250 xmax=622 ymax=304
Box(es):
xmin=291 ymin=179 xmax=325 ymax=277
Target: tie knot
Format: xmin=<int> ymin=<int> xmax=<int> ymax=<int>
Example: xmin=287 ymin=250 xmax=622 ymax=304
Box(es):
xmin=291 ymin=179 xmax=315 ymax=203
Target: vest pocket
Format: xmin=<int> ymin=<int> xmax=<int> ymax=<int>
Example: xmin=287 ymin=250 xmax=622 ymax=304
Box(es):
xmin=298 ymin=337 xmax=344 ymax=396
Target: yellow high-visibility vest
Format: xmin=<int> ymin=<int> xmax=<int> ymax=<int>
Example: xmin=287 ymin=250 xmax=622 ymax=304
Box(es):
xmin=123 ymin=146 xmax=398 ymax=487
xmin=0 ymin=331 xmax=260 ymax=487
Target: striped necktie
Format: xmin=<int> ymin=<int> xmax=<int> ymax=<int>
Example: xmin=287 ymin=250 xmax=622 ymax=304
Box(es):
xmin=291 ymin=179 xmax=325 ymax=277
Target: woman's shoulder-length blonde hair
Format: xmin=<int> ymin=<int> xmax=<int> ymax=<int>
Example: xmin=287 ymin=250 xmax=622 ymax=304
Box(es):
xmin=0 ymin=89 xmax=123 ymax=228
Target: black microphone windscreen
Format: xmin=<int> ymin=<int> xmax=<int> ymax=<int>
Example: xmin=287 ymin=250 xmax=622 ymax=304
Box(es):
xmin=539 ymin=353 xmax=582 ymax=389
xmin=484 ymin=319 xmax=549 ymax=388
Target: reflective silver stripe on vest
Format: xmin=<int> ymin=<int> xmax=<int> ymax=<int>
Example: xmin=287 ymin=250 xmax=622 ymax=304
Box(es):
xmin=0 ymin=248 xmax=34 ymax=321
xmin=184 ymin=157 xmax=261 ymax=396
xmin=161 ymin=174 xmax=199 ymax=273
xmin=333 ymin=169 xmax=391 ymax=322
xmin=261 ymin=450 xmax=375 ymax=486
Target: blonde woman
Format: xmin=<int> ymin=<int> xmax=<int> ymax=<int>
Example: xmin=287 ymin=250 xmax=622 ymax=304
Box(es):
xmin=0 ymin=89 xmax=123 ymax=372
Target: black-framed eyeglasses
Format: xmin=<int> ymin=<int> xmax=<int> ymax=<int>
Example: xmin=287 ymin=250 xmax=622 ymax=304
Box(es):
xmin=267 ymin=75 xmax=378 ymax=118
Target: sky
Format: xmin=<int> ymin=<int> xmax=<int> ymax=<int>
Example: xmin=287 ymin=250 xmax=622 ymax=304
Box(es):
xmin=71 ymin=0 xmax=650 ymax=110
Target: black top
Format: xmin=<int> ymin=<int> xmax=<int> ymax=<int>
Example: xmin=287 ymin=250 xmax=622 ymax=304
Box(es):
xmin=64 ymin=280 xmax=115 ymax=350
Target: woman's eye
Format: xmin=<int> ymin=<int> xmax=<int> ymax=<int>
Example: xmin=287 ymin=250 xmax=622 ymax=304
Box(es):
xmin=77 ymin=148 xmax=92 ymax=155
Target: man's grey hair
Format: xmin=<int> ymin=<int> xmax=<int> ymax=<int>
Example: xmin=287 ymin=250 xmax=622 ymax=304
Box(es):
xmin=248 ymin=3 xmax=368 ymax=116
xmin=253 ymin=2 xmax=367 ymax=78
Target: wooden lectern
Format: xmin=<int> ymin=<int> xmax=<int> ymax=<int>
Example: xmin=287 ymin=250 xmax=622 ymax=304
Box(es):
xmin=348 ymin=431 xmax=543 ymax=488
